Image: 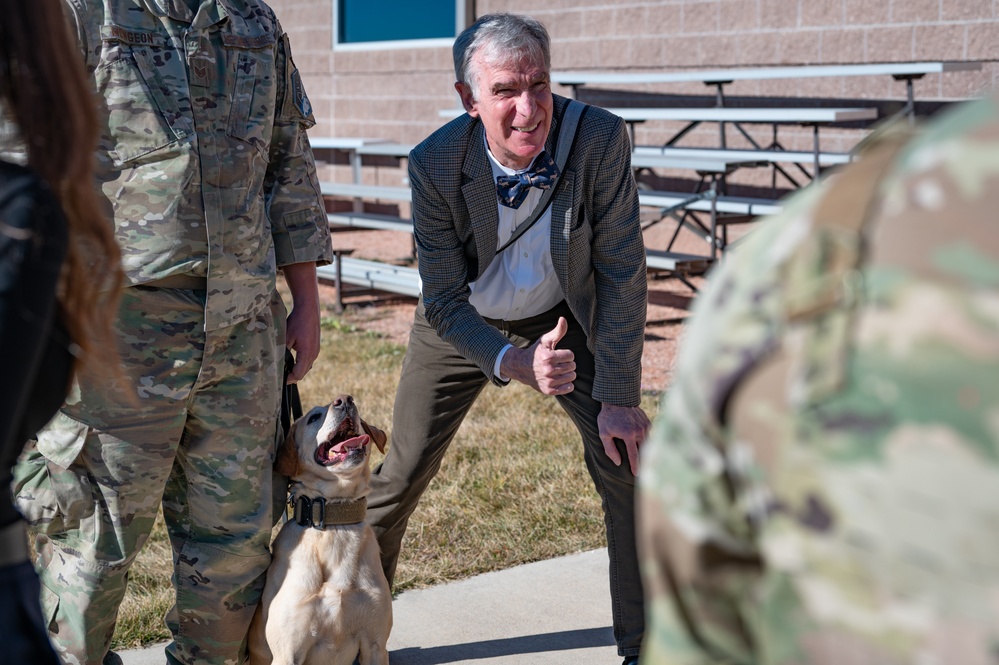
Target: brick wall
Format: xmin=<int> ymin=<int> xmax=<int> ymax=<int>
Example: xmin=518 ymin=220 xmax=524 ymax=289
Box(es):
xmin=266 ymin=0 xmax=997 ymax=186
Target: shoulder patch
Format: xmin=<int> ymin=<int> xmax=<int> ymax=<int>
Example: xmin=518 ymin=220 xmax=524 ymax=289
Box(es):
xmin=290 ymin=68 xmax=313 ymax=120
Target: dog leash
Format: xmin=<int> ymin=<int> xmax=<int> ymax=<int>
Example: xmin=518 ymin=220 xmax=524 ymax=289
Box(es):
xmin=280 ymin=348 xmax=303 ymax=442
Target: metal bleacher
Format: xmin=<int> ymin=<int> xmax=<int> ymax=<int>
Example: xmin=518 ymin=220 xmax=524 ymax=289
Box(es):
xmin=315 ymin=175 xmax=766 ymax=304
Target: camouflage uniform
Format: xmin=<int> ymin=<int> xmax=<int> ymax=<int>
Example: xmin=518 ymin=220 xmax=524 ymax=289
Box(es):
xmin=12 ymin=1 xmax=332 ymax=664
xmin=638 ymin=96 xmax=999 ymax=664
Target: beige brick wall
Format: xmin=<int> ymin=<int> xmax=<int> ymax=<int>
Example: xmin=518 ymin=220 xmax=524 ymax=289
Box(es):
xmin=267 ymin=0 xmax=998 ymax=155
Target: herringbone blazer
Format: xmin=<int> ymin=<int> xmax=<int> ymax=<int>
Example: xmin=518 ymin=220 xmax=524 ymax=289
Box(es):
xmin=409 ymin=94 xmax=647 ymax=406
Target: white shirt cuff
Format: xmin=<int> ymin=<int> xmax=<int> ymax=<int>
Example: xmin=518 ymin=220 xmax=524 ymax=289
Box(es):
xmin=494 ymin=344 xmax=513 ymax=383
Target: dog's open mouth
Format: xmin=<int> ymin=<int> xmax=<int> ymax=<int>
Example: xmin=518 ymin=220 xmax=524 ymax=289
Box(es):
xmin=315 ymin=418 xmax=369 ymax=466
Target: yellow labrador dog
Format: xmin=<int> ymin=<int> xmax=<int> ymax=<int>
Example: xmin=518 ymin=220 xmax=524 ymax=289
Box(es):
xmin=249 ymin=395 xmax=392 ymax=665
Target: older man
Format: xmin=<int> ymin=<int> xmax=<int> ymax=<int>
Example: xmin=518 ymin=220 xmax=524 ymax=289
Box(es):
xmin=365 ymin=12 xmax=649 ymax=664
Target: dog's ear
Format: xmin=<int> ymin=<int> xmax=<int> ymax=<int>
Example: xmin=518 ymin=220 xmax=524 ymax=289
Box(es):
xmin=361 ymin=418 xmax=388 ymax=454
xmin=274 ymin=422 xmax=301 ymax=477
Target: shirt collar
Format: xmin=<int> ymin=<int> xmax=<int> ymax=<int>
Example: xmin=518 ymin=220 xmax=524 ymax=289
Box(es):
xmin=142 ymin=0 xmax=227 ymax=28
xmin=483 ymin=127 xmax=541 ymax=178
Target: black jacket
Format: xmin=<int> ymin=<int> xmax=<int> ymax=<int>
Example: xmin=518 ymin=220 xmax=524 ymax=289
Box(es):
xmin=0 ymin=160 xmax=71 ymax=528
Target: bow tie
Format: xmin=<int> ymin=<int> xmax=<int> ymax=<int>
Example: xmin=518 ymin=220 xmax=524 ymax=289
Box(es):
xmin=495 ymin=151 xmax=560 ymax=209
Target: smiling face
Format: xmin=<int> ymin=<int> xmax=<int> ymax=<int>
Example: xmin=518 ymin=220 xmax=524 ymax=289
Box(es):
xmin=275 ymin=395 xmax=388 ymax=499
xmin=304 ymin=400 xmax=370 ymax=470
xmin=456 ymin=51 xmax=553 ymax=170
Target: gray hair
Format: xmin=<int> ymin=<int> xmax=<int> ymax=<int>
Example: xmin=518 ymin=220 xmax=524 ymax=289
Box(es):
xmin=453 ymin=13 xmax=551 ymax=100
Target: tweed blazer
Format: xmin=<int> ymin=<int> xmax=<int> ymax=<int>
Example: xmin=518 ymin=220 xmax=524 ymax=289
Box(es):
xmin=409 ymin=94 xmax=647 ymax=406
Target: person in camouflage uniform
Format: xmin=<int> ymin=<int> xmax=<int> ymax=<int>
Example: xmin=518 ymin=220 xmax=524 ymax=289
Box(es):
xmin=11 ymin=1 xmax=333 ymax=664
xmin=638 ymin=95 xmax=999 ymax=664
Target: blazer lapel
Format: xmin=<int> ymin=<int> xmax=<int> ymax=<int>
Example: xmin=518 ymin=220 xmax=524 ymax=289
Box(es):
xmin=462 ymin=129 xmax=499 ymax=281
xmin=547 ymin=96 xmax=572 ymax=279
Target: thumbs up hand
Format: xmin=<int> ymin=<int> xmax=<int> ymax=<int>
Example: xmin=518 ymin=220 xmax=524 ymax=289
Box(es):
xmin=539 ymin=315 xmax=568 ymax=351
xmin=499 ymin=316 xmax=576 ymax=396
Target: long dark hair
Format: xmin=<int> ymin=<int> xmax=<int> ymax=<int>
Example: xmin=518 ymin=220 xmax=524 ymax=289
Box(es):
xmin=0 ymin=0 xmax=122 ymax=372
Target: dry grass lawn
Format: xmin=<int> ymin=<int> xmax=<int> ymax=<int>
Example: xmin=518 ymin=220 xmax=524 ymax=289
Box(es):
xmin=109 ymin=291 xmax=662 ymax=649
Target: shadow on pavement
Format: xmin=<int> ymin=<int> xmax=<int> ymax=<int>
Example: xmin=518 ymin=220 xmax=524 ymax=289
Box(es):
xmin=389 ymin=626 xmax=616 ymax=664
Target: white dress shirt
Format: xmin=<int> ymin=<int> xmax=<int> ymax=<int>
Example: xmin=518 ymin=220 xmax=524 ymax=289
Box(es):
xmin=470 ymin=140 xmax=565 ymax=378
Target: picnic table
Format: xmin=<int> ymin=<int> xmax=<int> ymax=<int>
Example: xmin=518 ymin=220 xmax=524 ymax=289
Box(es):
xmin=606 ymin=106 xmax=878 ymax=175
xmin=607 ymin=107 xmax=878 ymax=123
xmin=309 ymin=137 xmax=414 ymax=216
xmin=354 ymin=142 xmax=415 ymax=158
xmin=553 ymin=61 xmax=982 ymax=116
xmin=632 ymin=145 xmax=852 ymax=189
xmin=309 ymin=137 xmax=390 ymax=184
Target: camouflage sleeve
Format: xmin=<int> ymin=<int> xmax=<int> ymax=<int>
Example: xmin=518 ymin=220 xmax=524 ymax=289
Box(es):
xmin=61 ymin=0 xmax=100 ymax=74
xmin=642 ymin=97 xmax=999 ymax=664
xmin=265 ymin=23 xmax=332 ymax=268
xmin=638 ymin=189 xmax=826 ymax=665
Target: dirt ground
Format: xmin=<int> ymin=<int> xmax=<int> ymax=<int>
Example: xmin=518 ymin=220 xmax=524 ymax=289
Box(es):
xmin=320 ymin=219 xmax=711 ymax=395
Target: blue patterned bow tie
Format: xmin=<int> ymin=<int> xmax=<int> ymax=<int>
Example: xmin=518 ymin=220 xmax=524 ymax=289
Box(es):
xmin=495 ymin=151 xmax=560 ymax=209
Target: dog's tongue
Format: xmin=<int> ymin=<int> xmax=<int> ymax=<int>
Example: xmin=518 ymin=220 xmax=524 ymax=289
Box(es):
xmin=317 ymin=434 xmax=371 ymax=466
xmin=330 ymin=434 xmax=369 ymax=454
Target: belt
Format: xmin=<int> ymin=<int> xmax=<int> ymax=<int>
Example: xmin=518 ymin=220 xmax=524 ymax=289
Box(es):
xmin=142 ymin=274 xmax=208 ymax=290
xmin=0 ymin=521 xmax=30 ymax=568
xmin=482 ymin=300 xmax=571 ymax=327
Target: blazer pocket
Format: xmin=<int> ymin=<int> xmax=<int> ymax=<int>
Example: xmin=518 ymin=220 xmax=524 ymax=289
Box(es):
xmin=555 ymin=172 xmax=589 ymax=239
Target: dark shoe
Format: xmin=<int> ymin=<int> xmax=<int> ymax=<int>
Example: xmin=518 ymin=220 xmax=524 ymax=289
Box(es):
xmin=103 ymin=652 xmax=123 ymax=665
xmin=622 ymin=657 xmax=640 ymax=665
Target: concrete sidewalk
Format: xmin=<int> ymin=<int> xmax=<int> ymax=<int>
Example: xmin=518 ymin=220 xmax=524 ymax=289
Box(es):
xmin=118 ymin=548 xmax=622 ymax=664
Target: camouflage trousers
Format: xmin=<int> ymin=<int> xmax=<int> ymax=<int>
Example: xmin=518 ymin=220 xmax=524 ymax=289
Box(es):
xmin=13 ymin=285 xmax=286 ymax=665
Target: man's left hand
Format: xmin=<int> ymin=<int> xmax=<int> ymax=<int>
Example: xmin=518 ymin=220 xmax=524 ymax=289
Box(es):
xmin=598 ymin=403 xmax=651 ymax=476
xmin=283 ymin=262 xmax=321 ymax=384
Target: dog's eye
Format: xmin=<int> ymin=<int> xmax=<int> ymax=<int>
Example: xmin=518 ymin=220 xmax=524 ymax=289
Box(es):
xmin=307 ymin=412 xmax=322 ymax=425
